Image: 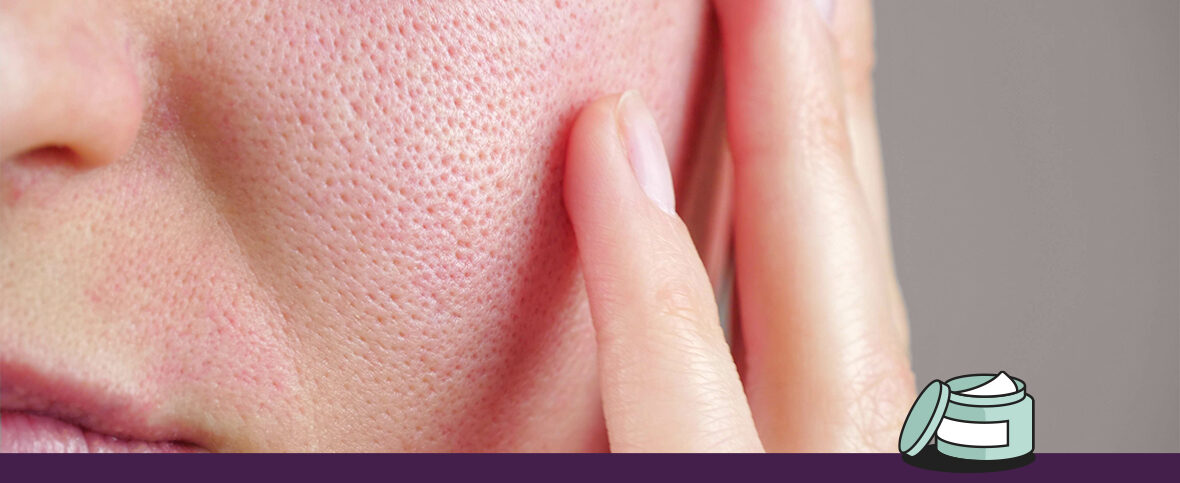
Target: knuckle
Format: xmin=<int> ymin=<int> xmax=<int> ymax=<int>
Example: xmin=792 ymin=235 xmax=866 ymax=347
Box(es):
xmin=838 ymin=42 xmax=876 ymax=98
xmin=796 ymin=87 xmax=853 ymax=163
xmin=647 ymin=262 xmax=717 ymax=341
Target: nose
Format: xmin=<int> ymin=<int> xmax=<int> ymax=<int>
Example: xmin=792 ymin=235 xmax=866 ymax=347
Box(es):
xmin=0 ymin=0 xmax=143 ymax=167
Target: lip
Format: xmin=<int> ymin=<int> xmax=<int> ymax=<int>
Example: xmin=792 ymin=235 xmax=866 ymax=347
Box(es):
xmin=0 ymin=359 xmax=206 ymax=452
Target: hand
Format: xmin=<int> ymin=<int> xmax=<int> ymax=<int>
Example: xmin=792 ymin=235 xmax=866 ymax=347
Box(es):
xmin=562 ymin=0 xmax=915 ymax=452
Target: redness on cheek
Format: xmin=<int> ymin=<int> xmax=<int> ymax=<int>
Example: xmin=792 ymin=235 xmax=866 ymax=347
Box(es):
xmin=73 ymin=189 xmax=301 ymax=434
xmin=148 ymin=90 xmax=184 ymax=135
xmin=147 ymin=261 xmax=296 ymax=416
xmin=0 ymin=167 xmax=30 ymax=206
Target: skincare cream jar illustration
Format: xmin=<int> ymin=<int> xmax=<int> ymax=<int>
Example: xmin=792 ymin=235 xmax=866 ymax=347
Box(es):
xmin=899 ymin=372 xmax=1035 ymax=461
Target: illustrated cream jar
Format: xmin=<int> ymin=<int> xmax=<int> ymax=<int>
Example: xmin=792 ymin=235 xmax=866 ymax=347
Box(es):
xmin=899 ymin=372 xmax=1035 ymax=460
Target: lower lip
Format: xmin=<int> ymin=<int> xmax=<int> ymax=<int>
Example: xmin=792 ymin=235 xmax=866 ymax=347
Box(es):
xmin=0 ymin=411 xmax=199 ymax=453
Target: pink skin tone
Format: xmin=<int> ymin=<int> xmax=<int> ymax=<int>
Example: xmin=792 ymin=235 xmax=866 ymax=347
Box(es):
xmin=0 ymin=0 xmax=713 ymax=451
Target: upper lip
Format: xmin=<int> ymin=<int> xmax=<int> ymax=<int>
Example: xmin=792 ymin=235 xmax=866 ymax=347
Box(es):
xmin=0 ymin=357 xmax=204 ymax=448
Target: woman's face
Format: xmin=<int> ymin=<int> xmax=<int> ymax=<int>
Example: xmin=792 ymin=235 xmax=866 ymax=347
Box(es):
xmin=0 ymin=1 xmax=712 ymax=450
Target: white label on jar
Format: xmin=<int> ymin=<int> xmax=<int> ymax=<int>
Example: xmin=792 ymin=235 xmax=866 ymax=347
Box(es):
xmin=937 ymin=418 xmax=1009 ymax=447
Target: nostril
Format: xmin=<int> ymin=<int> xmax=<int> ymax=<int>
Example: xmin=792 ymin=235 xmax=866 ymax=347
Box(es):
xmin=0 ymin=145 xmax=79 ymax=207
xmin=9 ymin=146 xmax=81 ymax=166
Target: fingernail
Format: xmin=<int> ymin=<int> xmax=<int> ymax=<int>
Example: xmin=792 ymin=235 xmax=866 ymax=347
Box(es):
xmin=810 ymin=0 xmax=835 ymax=25
xmin=616 ymin=90 xmax=676 ymax=215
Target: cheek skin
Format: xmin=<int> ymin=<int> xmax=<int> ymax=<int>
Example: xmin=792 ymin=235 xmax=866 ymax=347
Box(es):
xmin=5 ymin=0 xmax=712 ymax=450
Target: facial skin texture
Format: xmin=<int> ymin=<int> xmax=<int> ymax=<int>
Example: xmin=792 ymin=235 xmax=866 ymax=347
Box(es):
xmin=0 ymin=0 xmax=713 ymax=451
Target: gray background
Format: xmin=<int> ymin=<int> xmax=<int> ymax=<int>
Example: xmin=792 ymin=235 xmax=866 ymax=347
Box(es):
xmin=875 ymin=0 xmax=1179 ymax=451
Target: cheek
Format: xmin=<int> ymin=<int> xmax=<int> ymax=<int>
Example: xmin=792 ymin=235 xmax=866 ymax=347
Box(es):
xmin=155 ymin=0 xmax=709 ymax=446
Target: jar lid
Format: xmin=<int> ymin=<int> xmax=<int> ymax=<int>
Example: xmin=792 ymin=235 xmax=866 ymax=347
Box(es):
xmin=898 ymin=380 xmax=949 ymax=456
